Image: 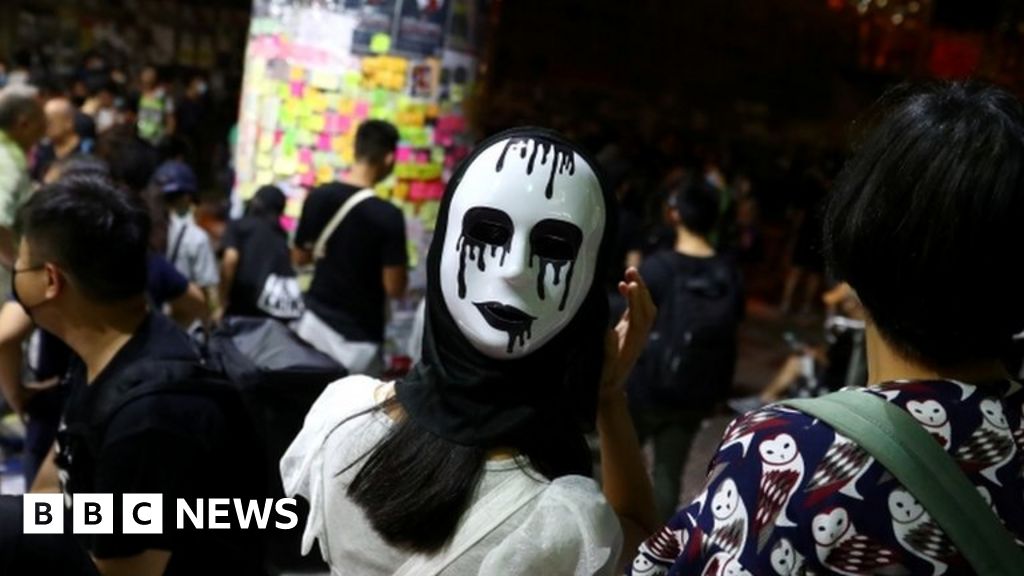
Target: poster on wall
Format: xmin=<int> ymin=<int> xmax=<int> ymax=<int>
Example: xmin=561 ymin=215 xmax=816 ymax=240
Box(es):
xmin=347 ymin=0 xmax=398 ymax=55
xmin=395 ymin=0 xmax=450 ymax=57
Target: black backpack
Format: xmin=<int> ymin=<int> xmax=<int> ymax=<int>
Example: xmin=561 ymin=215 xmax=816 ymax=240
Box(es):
xmin=635 ymin=254 xmax=740 ymax=408
xmin=204 ymin=316 xmax=346 ymax=571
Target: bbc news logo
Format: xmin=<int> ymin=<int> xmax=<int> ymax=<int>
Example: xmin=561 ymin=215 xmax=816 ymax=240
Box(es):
xmin=23 ymin=494 xmax=298 ymax=534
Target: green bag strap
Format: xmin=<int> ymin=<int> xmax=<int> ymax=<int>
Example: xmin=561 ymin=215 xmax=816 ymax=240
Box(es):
xmin=780 ymin=389 xmax=1024 ymax=576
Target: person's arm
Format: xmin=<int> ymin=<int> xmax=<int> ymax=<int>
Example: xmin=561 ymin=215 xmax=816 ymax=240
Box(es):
xmin=0 ymin=226 xmax=16 ymax=268
xmin=0 ymin=301 xmax=34 ymax=415
xmin=218 ymin=247 xmax=239 ymax=318
xmin=598 ymin=267 xmax=658 ymax=571
xmin=168 ymin=282 xmax=208 ymax=327
xmin=381 ymin=208 xmax=409 ymax=299
xmin=92 ymin=550 xmax=170 ymax=576
xmin=292 ymin=189 xmax=323 ymax=267
xmin=382 ymin=265 xmax=408 ymax=299
xmin=291 ymin=246 xmax=312 ymax=267
xmin=30 ymin=442 xmax=60 ymax=493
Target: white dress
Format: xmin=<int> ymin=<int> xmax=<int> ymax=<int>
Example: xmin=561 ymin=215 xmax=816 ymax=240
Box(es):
xmin=280 ymin=376 xmax=623 ymax=575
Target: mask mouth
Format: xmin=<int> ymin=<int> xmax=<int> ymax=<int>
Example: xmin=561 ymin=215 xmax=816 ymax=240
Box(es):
xmin=473 ymin=301 xmax=536 ymax=331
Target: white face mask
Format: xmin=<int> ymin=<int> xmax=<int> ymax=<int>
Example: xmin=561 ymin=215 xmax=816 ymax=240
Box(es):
xmin=439 ymin=136 xmax=606 ymax=359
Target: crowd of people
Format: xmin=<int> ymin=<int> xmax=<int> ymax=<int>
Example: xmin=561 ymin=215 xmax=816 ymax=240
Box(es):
xmin=0 ymin=53 xmax=1020 ymax=576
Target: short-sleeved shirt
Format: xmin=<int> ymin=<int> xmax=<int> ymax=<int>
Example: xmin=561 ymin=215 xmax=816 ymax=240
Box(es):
xmin=294 ymin=183 xmax=407 ymax=342
xmin=55 ymin=312 xmax=263 ymax=575
xmin=167 ymin=211 xmax=219 ymax=288
xmin=221 ymin=215 xmax=292 ymax=317
xmin=627 ymin=380 xmax=1024 ymax=576
xmin=280 ymin=376 xmax=623 ymax=575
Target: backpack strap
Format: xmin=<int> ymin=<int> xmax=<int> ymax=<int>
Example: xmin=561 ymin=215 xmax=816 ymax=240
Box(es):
xmin=780 ymin=390 xmax=1024 ymax=575
xmin=168 ymin=222 xmax=189 ymax=267
xmin=392 ymin=470 xmax=547 ymax=576
xmin=313 ymin=189 xmax=375 ymax=261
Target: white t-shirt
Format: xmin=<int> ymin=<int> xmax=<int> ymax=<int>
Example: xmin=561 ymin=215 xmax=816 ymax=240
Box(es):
xmin=280 ymin=376 xmax=623 ymax=575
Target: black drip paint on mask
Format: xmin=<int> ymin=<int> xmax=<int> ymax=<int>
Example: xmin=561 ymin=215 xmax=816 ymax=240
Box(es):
xmin=495 ymin=137 xmax=576 ymax=199
xmin=456 ymin=207 xmax=513 ymax=299
xmin=532 ymin=256 xmax=575 ymax=311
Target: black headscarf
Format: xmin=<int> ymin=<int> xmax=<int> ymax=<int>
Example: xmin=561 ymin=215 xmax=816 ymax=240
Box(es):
xmin=395 ymin=127 xmax=617 ymax=470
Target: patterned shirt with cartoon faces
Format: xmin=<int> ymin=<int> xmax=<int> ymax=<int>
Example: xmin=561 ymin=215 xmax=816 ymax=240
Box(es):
xmin=628 ymin=380 xmax=1024 ymax=576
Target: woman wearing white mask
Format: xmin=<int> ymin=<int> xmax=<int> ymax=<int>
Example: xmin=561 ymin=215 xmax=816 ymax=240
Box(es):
xmin=282 ymin=127 xmax=657 ymax=575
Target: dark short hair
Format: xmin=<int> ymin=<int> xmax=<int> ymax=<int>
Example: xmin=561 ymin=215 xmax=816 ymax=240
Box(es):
xmin=354 ymin=119 xmax=399 ymax=165
xmin=670 ymin=178 xmax=720 ymax=238
xmin=824 ymin=81 xmax=1024 ymax=365
xmin=16 ymin=176 xmax=150 ymax=303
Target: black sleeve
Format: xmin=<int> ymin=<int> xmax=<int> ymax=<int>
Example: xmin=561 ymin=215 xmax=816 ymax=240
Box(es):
xmin=221 ymin=220 xmax=240 ymax=250
xmin=638 ymin=253 xmax=670 ymax=308
xmin=86 ymin=397 xmax=226 ymax=558
xmin=293 ymin=188 xmax=327 ymax=249
xmin=380 ymin=205 xmax=408 ymax=268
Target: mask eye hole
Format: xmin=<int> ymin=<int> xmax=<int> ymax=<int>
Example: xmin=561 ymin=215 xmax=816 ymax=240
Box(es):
xmin=530 ymin=219 xmax=582 ymax=261
xmin=463 ymin=207 xmax=513 ymax=247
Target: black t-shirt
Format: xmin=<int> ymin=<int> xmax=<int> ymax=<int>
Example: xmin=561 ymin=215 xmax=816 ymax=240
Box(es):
xmin=56 ymin=312 xmax=264 ymax=576
xmin=294 ymin=182 xmax=407 ymax=342
xmin=222 ymin=215 xmax=292 ymax=318
xmin=639 ymin=250 xmax=745 ymax=319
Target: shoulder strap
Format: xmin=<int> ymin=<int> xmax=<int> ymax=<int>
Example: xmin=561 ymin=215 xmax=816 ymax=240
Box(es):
xmin=392 ymin=470 xmax=547 ymax=576
xmin=169 ymin=221 xmax=189 ymax=266
xmin=313 ymin=189 xmax=376 ymax=261
xmin=781 ymin=390 xmax=1024 ymax=575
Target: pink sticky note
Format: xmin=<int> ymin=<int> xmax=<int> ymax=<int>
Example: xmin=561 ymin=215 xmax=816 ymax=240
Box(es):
xmin=395 ymin=147 xmax=413 ymax=163
xmin=298 ymin=148 xmax=313 ymax=164
xmin=274 ymin=130 xmax=284 ymax=145
xmin=408 ymin=181 xmax=426 ymax=201
xmin=354 ymin=101 xmax=369 ymax=118
xmin=317 ymin=133 xmax=332 ymax=151
xmin=299 ymin=170 xmax=315 ymax=187
xmin=290 ymin=81 xmax=305 ymax=98
xmin=426 ymin=181 xmax=444 ymax=200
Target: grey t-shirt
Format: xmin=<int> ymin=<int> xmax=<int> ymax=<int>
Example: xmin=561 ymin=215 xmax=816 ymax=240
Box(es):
xmin=281 ymin=376 xmax=622 ymax=575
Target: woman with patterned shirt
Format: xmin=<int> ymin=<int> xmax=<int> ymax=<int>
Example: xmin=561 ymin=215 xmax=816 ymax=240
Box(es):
xmin=629 ymin=81 xmax=1024 ymax=575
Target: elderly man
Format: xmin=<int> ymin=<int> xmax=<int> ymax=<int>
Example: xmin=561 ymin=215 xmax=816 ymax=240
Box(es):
xmin=32 ymin=96 xmax=88 ymax=183
xmin=0 ymin=85 xmax=44 ymax=288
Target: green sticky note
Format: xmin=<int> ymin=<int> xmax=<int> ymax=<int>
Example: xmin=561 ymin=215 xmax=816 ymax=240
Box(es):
xmin=430 ymin=147 xmax=445 ymax=164
xmin=282 ymin=130 xmax=297 ymax=156
xmin=370 ymin=33 xmax=391 ymax=54
xmin=343 ymin=71 xmax=362 ymax=92
xmin=372 ymin=88 xmax=390 ymax=107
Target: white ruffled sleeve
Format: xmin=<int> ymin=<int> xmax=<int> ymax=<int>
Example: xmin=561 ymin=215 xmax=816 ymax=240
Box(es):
xmin=278 ymin=375 xmax=381 ymax=560
xmin=478 ymin=475 xmax=623 ymax=576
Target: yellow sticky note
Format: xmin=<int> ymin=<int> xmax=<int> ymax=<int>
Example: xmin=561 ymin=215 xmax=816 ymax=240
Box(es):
xmin=302 ymin=114 xmax=325 ymax=132
xmin=316 ymin=164 xmax=335 ymax=184
xmin=289 ymin=66 xmax=306 ymax=82
xmin=256 ymin=170 xmax=274 ymax=185
xmin=310 ymin=70 xmax=341 ymax=91
xmin=273 ymin=155 xmax=298 ymax=176
xmin=338 ymin=98 xmax=355 ymax=116
xmin=370 ymin=33 xmax=391 ymax=54
xmin=284 ymin=198 xmax=302 ymax=219
xmin=257 ymin=133 xmax=274 ymax=153
xmin=256 ymin=153 xmax=273 ymax=169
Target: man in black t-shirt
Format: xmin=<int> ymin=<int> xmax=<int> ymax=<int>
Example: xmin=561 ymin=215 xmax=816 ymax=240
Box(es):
xmin=0 ymin=177 xmax=264 ymax=576
xmin=292 ymin=120 xmax=408 ymax=376
xmin=628 ymin=179 xmax=744 ymax=522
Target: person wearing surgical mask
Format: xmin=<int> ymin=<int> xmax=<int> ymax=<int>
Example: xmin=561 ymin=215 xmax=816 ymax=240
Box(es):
xmin=282 ymin=128 xmax=658 ymax=575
